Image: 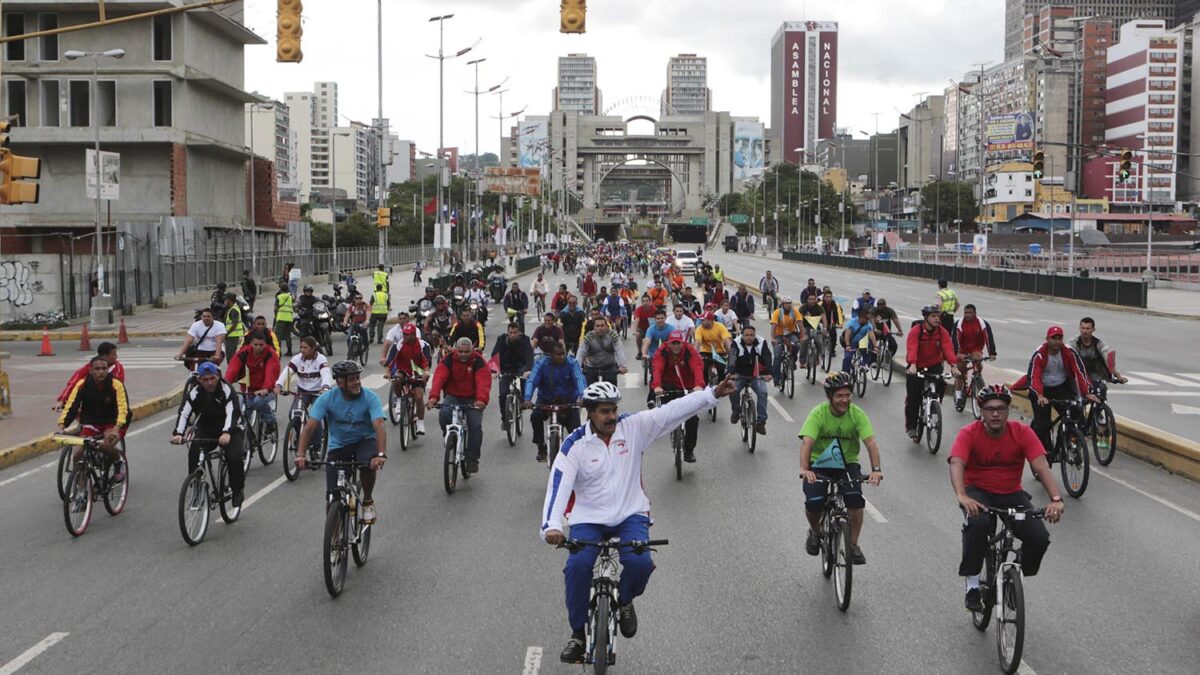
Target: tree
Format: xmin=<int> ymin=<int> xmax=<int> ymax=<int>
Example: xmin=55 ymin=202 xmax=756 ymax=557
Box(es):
xmin=919 ymin=181 xmax=978 ymax=231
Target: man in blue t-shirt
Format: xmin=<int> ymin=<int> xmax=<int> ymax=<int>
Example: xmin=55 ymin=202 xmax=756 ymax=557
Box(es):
xmin=640 ymin=308 xmax=674 ymax=361
xmin=297 ymin=360 xmax=387 ymax=524
xmin=840 ymin=308 xmax=879 ymax=373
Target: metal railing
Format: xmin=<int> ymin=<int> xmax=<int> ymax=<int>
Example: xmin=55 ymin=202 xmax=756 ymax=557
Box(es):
xmin=885 ymin=247 xmax=1199 ymax=284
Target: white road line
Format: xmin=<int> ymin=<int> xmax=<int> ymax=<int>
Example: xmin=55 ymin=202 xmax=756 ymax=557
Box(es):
xmin=0 ymin=632 xmax=69 ymax=675
xmin=1008 ymin=319 xmax=1035 ymax=325
xmin=1017 ymin=659 xmax=1038 ymax=675
xmin=1130 ymin=371 xmax=1200 ymax=387
xmin=0 ymin=461 xmax=55 ymax=488
xmin=1093 ymin=468 xmax=1200 ymax=524
xmin=126 ymin=416 xmax=176 ymax=438
xmin=242 ymin=475 xmax=288 ymax=510
xmin=863 ymin=499 xmax=888 ymax=524
xmin=1105 ymin=390 xmax=1200 ymax=397
xmin=1177 ymin=373 xmax=1200 ymax=384
xmin=361 ymin=374 xmax=388 ymax=391
xmin=522 ymin=646 xmax=543 ymax=675
xmin=767 ymin=396 xmax=794 ymax=423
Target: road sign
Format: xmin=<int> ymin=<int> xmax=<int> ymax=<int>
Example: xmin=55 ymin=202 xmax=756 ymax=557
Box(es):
xmin=85 ymin=149 xmax=120 ymax=200
xmin=730 ymin=214 xmax=749 ymax=225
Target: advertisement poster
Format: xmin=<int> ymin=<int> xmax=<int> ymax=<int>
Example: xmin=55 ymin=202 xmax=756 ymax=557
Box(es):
xmin=985 ymin=113 xmax=1034 ymax=153
xmin=733 ymin=121 xmax=765 ymax=181
xmin=518 ymin=119 xmax=548 ymax=169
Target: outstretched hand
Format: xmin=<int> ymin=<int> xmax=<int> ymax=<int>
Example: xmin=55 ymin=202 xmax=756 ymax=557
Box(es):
xmin=712 ymin=374 xmax=737 ymax=399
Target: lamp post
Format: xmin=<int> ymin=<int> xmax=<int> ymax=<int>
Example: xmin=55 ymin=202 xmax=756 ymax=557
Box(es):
xmin=328 ymin=129 xmax=350 ymax=282
xmin=64 ymin=48 xmax=125 ymax=325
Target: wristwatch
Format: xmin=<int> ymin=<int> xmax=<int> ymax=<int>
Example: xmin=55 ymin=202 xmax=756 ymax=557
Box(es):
xmin=872 ymin=466 xmax=882 ymax=473
xmin=1049 ymin=496 xmax=1063 ymax=503
xmin=376 ymin=453 xmax=387 ymax=459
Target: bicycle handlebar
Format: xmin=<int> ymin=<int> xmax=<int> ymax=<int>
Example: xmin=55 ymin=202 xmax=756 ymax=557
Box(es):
xmin=984 ymin=506 xmax=1046 ymax=520
xmin=559 ymin=539 xmax=670 ymax=554
xmin=308 ymin=459 xmax=373 ymax=469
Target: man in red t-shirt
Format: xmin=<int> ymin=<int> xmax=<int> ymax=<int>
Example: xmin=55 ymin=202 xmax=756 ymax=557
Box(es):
xmin=650 ymin=330 xmax=706 ymax=463
xmin=948 ymin=384 xmax=1064 ymax=613
xmin=632 ymin=295 xmax=658 ymax=360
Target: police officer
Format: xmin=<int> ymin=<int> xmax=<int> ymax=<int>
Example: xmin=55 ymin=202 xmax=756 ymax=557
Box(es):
xmin=935 ymin=279 xmax=960 ymax=331
xmin=370 ymin=283 xmax=390 ymax=344
xmin=274 ymin=282 xmax=295 ymax=357
xmin=373 ymin=264 xmax=390 ymax=297
xmin=223 ymin=292 xmax=245 ymax=363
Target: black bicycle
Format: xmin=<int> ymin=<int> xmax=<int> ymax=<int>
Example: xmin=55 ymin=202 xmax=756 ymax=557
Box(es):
xmin=174 ymin=431 xmax=241 ymax=546
xmin=776 ymin=338 xmax=798 ymax=400
xmin=281 ymin=390 xmax=328 ymax=481
xmin=240 ymin=392 xmax=279 ymax=472
xmin=57 ymin=434 xmax=125 ymax=502
xmin=537 ymin=403 xmax=578 ymax=467
xmin=387 ymin=375 xmax=423 ymax=452
xmin=807 ymin=476 xmax=864 ymax=611
xmin=871 ymin=331 xmax=898 ymax=387
xmin=501 ymin=373 xmax=526 ymax=447
xmin=655 ymin=392 xmax=686 ymax=480
xmin=313 ymin=459 xmax=373 ymax=597
xmin=559 ymin=538 xmax=668 ymax=674
xmin=57 ymin=434 xmax=128 ymax=537
xmin=1084 ymin=378 xmax=1119 ymax=466
xmin=969 ymin=506 xmax=1047 ymax=674
xmin=1047 ymin=398 xmax=1090 ymax=498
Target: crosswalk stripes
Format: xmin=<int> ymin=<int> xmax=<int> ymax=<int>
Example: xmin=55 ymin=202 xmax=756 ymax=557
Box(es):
xmin=11 ymin=349 xmax=181 ymax=371
xmin=1129 ymin=372 xmax=1200 ymax=387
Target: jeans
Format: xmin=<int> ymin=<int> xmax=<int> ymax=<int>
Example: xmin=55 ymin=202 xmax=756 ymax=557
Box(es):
xmin=288 ymin=279 xmax=298 ymax=296
xmin=325 ymin=437 xmax=377 ymax=496
xmin=531 ymin=399 xmax=580 ymax=449
xmin=498 ymin=373 xmax=524 ymax=423
xmin=563 ymin=514 xmax=654 ymax=631
xmin=438 ymin=394 xmax=484 ymax=461
xmin=773 ymin=334 xmax=801 ymax=380
xmin=653 ymin=389 xmax=698 ymax=452
xmin=1030 ymin=383 xmax=1075 ymax=456
xmin=244 ymin=393 xmax=277 ymax=432
xmin=904 ymin=366 xmax=944 ymax=432
xmin=959 ymin=487 xmax=1050 ymax=577
xmin=188 ymin=429 xmax=245 ymax=491
xmin=730 ymin=376 xmax=768 ymax=423
xmin=841 ymin=347 xmax=874 ymax=373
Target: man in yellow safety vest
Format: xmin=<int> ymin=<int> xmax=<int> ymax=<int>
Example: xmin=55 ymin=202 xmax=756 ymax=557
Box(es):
xmin=370 ymin=283 xmax=390 ymax=344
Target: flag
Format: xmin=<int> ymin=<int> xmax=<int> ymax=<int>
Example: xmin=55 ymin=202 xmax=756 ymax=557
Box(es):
xmin=450 ymin=209 xmax=458 ymax=225
xmin=423 ymin=197 xmax=438 ymax=215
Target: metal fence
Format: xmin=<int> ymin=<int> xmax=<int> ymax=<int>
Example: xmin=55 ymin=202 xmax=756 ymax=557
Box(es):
xmin=886 ymin=247 xmax=1200 ymax=284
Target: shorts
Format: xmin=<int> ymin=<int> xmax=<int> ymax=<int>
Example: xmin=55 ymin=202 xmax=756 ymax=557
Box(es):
xmin=802 ymin=464 xmax=865 ymax=513
xmin=79 ymin=424 xmax=127 ymax=440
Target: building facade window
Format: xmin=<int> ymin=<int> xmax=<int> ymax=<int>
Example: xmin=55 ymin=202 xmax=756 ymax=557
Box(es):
xmin=41 ymin=80 xmax=59 ymax=126
xmin=153 ymin=80 xmax=172 ymax=127
xmin=5 ymin=14 xmax=25 ymax=61
xmin=152 ymin=14 xmax=172 ymax=61
xmin=38 ymin=13 xmax=57 ymax=61
xmin=5 ymin=79 xmax=27 ymax=125
xmin=68 ymin=80 xmax=89 ymax=126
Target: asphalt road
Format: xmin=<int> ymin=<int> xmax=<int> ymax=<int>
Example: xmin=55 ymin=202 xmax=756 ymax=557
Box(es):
xmin=1 ymin=267 xmax=1198 ymax=674
xmin=704 ymin=247 xmax=1200 ymax=440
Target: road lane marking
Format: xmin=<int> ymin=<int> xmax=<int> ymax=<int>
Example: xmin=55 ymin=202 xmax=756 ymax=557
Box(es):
xmin=1008 ymin=319 xmax=1034 ymax=325
xmin=1171 ymin=404 xmax=1200 ymax=416
xmin=0 ymin=461 xmax=55 ymax=488
xmin=0 ymin=632 xmax=69 ymax=675
xmin=1105 ymin=390 xmax=1200 ymax=397
xmin=863 ymin=499 xmax=888 ymax=523
xmin=1017 ymin=659 xmax=1038 ymax=675
xmin=242 ymin=475 xmax=288 ymax=510
xmin=522 ymin=646 xmax=543 ymax=675
xmin=767 ymin=396 xmax=794 ymax=423
xmin=1130 ymin=371 xmax=1200 ymax=387
xmin=1092 ymin=468 xmax=1200 ymax=524
xmin=127 ymin=416 xmax=176 ymax=438
xmin=361 ymin=374 xmax=388 ymax=391
xmin=1177 ymin=373 xmax=1200 ymax=384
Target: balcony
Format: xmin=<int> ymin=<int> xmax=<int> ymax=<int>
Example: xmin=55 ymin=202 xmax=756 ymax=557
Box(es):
xmin=1148 ymin=81 xmax=1176 ymax=91
xmin=1149 ymin=53 xmax=1176 ymax=63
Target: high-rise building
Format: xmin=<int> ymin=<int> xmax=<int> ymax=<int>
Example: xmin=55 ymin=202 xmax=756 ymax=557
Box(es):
xmin=662 ymin=54 xmax=710 ymax=116
xmin=1007 ymin=1 xmax=1172 ymax=60
xmin=554 ymin=54 xmax=601 ymax=115
xmin=245 ymin=100 xmax=294 ymax=195
xmin=284 ymin=90 xmax=316 ymax=199
xmin=897 ymin=96 xmax=945 ymax=191
xmin=770 ymin=21 xmax=839 ymax=164
xmin=1178 ymin=0 xmax=1200 ymax=23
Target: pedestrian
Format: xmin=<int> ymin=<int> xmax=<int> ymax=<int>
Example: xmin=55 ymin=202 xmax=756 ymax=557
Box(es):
xmin=241 ymin=269 xmax=257 ymax=312
xmin=287 ymin=263 xmax=301 ymax=297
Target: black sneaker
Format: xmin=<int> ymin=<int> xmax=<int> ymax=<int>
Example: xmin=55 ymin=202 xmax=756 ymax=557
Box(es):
xmin=560 ymin=635 xmax=586 ymax=663
xmin=850 ymin=544 xmax=866 ymax=565
xmin=908 ymin=428 xmax=921 ymax=443
xmin=465 ymin=460 xmax=480 ymax=474
xmin=730 ymin=412 xmax=740 ymax=424
xmin=683 ymin=449 xmax=696 ymax=463
xmin=536 ymin=445 xmax=548 ymax=462
xmin=232 ymin=488 xmax=244 ymax=508
xmin=965 ymin=588 xmax=984 ymax=612
xmin=618 ymin=602 xmax=638 ymax=638
xmin=755 ymin=421 xmax=766 ymax=435
xmin=805 ymin=530 xmax=821 ymax=556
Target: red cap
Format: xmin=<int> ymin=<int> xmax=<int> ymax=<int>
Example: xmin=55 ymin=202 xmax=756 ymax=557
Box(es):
xmin=701 ymin=312 xmax=716 ymax=321
xmin=1046 ymin=325 xmax=1064 ymax=338
xmin=401 ymin=324 xmax=417 ymax=336
xmin=667 ymin=330 xmax=685 ymax=343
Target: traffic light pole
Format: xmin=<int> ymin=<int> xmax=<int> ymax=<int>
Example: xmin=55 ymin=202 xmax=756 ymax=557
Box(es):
xmin=377 ymin=0 xmax=386 ymax=268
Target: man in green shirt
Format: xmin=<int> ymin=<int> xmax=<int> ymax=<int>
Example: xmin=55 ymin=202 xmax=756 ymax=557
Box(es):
xmin=799 ymin=371 xmax=884 ymax=565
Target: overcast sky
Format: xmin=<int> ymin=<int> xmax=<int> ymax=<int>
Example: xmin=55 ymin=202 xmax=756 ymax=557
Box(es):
xmin=242 ymin=0 xmax=1003 ymax=156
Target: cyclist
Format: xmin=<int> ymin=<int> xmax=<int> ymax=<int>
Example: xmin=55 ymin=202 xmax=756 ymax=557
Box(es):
xmin=715 ymin=298 xmax=740 ymax=334
xmin=551 ymin=283 xmax=572 ymax=313
xmin=935 ymin=278 xmax=959 ymax=330
xmin=224 ymin=331 xmax=282 ymax=439
xmin=369 ymin=283 xmax=390 ymax=344
xmin=223 ymin=292 xmax=246 ymax=361
xmin=949 ymin=384 xmax=1063 ymax=612
xmin=424 ymin=295 xmax=455 ymax=340
xmin=448 ymin=306 xmax=486 ymax=351
xmin=799 ymin=277 xmax=822 ymax=305
xmin=1019 ymin=326 xmax=1096 ymax=456
xmin=676 ymin=286 xmax=702 ymax=319
xmin=665 ymin=303 xmax=696 ymax=341
xmin=529 ymin=273 xmax=549 ymax=314
xmin=651 ymin=330 xmax=706 ymax=462
xmin=241 ymin=269 xmax=257 ymax=313
xmin=412 ymin=260 xmax=425 ymax=286
xmin=850 ymin=288 xmax=875 ymax=320
xmin=493 ymin=322 xmax=535 ymax=433
xmin=541 ymin=378 xmax=737 ymax=664
xmin=209 ymin=282 xmax=229 ymax=321
xmin=819 ymin=289 xmax=844 ymax=360
xmin=296 ymin=361 xmax=388 ymax=524
xmin=839 ymin=307 xmax=878 ymax=373
xmin=344 ymin=292 xmax=371 ymax=353
xmin=641 ymin=308 xmax=672 ymax=363
xmin=1071 ymin=317 xmax=1129 ymax=384
xmin=464 ymin=279 xmax=491 ymax=325
xmin=524 ymin=342 xmax=586 ymax=462
xmin=770 ymin=295 xmax=805 ymax=381
xmin=531 ymin=311 xmax=565 ymax=357
xmin=905 ymin=306 xmax=959 ymax=442
xmin=730 ymin=285 xmax=756 ymax=330
xmin=646 ymin=277 xmax=669 ymax=308
xmin=632 ymin=295 xmax=658 ymax=360
xmin=695 ymin=312 xmax=732 ymax=386
xmin=275 ymin=336 xmax=333 ymax=451
xmin=600 ymin=286 xmax=626 ymax=335
xmin=869 ymin=298 xmax=903 ymax=359
xmin=577 ymin=316 xmax=628 ymax=386
xmin=55 ymin=342 xmax=125 ymax=412
xmin=799 ymin=372 xmax=883 ymax=565
xmin=386 ymin=324 xmax=430 ymax=436
xmin=711 ymin=264 xmax=724 ymax=285
xmin=579 ymin=271 xmax=598 ymax=308
xmin=952 ymin=304 xmax=998 ymax=410
xmin=176 ymin=307 xmax=227 ymax=371
xmin=797 ymin=293 xmax=826 ymax=367
xmin=171 ymin=361 xmax=243 ymax=506
xmin=249 ymin=315 xmax=282 ymax=356
xmin=503 ymin=281 xmax=531 ymax=333
xmin=380 ymin=308 xmax=423 ymax=365
xmin=728 ymin=324 xmax=771 ymax=432
xmin=758 ymin=270 xmax=780 ymax=309
xmin=58 ymin=355 xmax=131 ymax=483
xmin=558 ymin=296 xmax=587 ymax=354
xmin=428 ymin=337 xmax=491 ymax=474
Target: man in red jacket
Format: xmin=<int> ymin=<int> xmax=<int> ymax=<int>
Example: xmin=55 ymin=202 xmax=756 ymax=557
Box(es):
xmin=55 ymin=342 xmax=124 ymax=412
xmin=579 ymin=272 xmax=598 ymax=308
xmin=905 ymin=306 xmax=959 ymax=441
xmin=651 ymin=330 xmax=706 ymax=462
xmin=428 ymin=336 xmax=492 ymax=473
xmin=225 ymin=331 xmax=282 ymax=435
xmin=1021 ymin=325 xmax=1096 ymax=456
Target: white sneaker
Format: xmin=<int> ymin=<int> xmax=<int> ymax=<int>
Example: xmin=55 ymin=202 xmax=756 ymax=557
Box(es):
xmin=362 ymin=503 xmax=377 ymax=524
xmin=416 ymin=420 xmax=426 ymax=435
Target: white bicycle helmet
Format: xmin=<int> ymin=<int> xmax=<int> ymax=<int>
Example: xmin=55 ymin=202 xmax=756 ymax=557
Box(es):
xmin=581 ymin=381 xmax=622 ymax=406
xmin=780 ymin=295 xmax=793 ymax=304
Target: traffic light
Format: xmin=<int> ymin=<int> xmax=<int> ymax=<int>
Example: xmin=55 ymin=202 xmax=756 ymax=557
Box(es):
xmin=560 ymin=0 xmax=586 ymax=34
xmin=1032 ymin=150 xmax=1044 ymax=180
xmin=0 ymin=122 xmax=40 ymax=205
xmin=1119 ymin=150 xmax=1133 ymax=182
xmin=376 ymin=207 xmax=391 ymax=229
xmin=277 ymin=0 xmax=303 ymax=63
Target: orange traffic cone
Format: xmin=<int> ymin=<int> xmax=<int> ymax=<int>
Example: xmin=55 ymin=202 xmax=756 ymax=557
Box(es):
xmin=78 ymin=322 xmax=92 ymax=351
xmin=118 ymin=318 xmax=130 ymax=344
xmin=37 ymin=326 xmax=55 ymax=357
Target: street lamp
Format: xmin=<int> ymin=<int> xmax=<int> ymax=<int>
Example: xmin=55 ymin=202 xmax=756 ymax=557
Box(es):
xmin=328 ymin=129 xmax=351 ymax=282
xmin=64 ymin=48 xmax=125 ymax=326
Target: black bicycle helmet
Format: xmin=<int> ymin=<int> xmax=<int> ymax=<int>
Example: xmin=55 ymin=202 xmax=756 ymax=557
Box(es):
xmin=975 ymin=384 xmax=1013 ymax=407
xmin=425 ymin=285 xmax=436 ymax=294
xmin=303 ymin=284 xmax=314 ymax=292
xmin=331 ymin=360 xmax=363 ymax=379
xmin=823 ymin=371 xmax=853 ymax=394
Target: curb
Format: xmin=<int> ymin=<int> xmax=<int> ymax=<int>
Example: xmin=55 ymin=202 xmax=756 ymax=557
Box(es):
xmin=0 ymin=384 xmax=185 ymax=472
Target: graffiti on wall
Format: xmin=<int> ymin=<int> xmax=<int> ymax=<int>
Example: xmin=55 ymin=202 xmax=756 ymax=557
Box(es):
xmin=0 ymin=260 xmax=43 ymax=306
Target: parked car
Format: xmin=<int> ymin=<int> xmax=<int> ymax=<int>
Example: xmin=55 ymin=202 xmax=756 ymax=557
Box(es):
xmin=723 ymin=235 xmax=739 ymax=252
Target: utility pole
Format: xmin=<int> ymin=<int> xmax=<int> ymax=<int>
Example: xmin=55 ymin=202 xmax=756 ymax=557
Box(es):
xmin=426 ymin=16 xmax=476 ymax=274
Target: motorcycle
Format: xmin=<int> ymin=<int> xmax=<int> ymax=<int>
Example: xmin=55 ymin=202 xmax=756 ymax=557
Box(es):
xmin=295 ymin=301 xmax=334 ymax=356
xmin=488 ymin=277 xmax=506 ymax=304
xmin=324 ymin=289 xmax=350 ymax=334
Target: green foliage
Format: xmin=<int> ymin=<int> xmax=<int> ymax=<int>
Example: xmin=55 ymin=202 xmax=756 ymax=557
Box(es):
xmin=722 ymin=164 xmax=861 ymax=239
xmin=918 ymin=181 xmax=978 ymax=229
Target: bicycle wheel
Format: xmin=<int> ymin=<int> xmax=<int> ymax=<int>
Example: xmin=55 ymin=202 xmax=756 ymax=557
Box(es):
xmin=217 ymin=460 xmax=241 ymax=523
xmin=443 ymin=430 xmax=460 ymax=493
xmin=642 ymin=358 xmax=650 ymax=385
xmin=548 ymin=427 xmax=562 ymax=467
xmin=1059 ymin=427 xmax=1091 ymax=498
xmin=258 ymin=418 xmax=279 ymax=466
xmin=357 ymin=340 xmax=368 ymax=367
xmin=821 ymin=342 xmax=833 ymax=373
xmin=996 ymin=566 xmax=1026 ymax=675
xmin=63 ymin=467 xmax=94 ymax=537
xmin=56 ymin=445 xmax=75 ymax=501
xmin=855 ymin=365 xmax=867 ymax=398
xmin=820 ymin=520 xmax=835 ymax=579
xmin=673 ymin=429 xmax=683 ymax=480
xmin=881 ymin=350 xmax=894 ymax=387
xmin=787 ymin=361 xmax=796 ymax=399
xmin=323 ymin=500 xmax=349 ymax=597
xmin=970 ymin=375 xmax=985 ymax=420
xmin=505 ymin=395 xmax=517 ymax=447
xmin=102 ymin=449 xmax=128 ymax=516
xmin=408 ymin=402 xmax=419 ymax=442
xmin=807 ymin=353 xmax=817 ymax=384
xmin=1091 ymin=403 xmax=1117 ymax=466
xmin=352 ymin=521 xmax=372 ymax=567
xmin=243 ymin=410 xmax=258 ymax=474
xmin=515 ymin=397 xmax=524 ymax=437
xmin=399 ymin=403 xmax=411 ymax=452
xmin=748 ymin=414 xmax=758 ymax=453
xmin=972 ymin=555 xmax=996 ymax=631
xmin=926 ymin=401 xmax=943 ymax=454
xmin=740 ymin=404 xmax=750 ymax=443
xmin=833 ymin=518 xmax=853 ymax=612
xmin=388 ymin=386 xmax=402 ymax=425
xmin=177 ymin=471 xmax=209 ymax=546
xmin=592 ymin=594 xmax=611 ymax=675
xmin=870 ymin=351 xmax=881 ymax=381
xmin=283 ymin=419 xmax=302 ymax=481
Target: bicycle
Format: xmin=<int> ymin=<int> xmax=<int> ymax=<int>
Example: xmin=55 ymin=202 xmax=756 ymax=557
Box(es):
xmin=57 ymin=434 xmax=128 ymax=537
xmin=807 ymin=476 xmax=865 ymax=611
xmin=871 ymin=332 xmax=897 ymax=387
xmin=535 ymin=293 xmax=546 ymax=321
xmin=174 ymin=430 xmax=241 ymax=546
xmin=558 ymin=538 xmax=669 ymax=674
xmin=346 ymin=327 xmax=369 ymax=367
xmin=240 ymin=392 xmax=279 ymax=472
xmin=655 ymin=392 xmax=687 ymax=480
xmin=311 ymin=459 xmax=373 ymax=597
xmin=775 ymin=337 xmax=798 ymax=400
xmin=537 ymin=403 xmax=577 ymax=466
xmin=1047 ymin=398 xmax=1090 ymax=498
xmin=957 ymin=356 xmax=995 ymax=419
xmin=1084 ymin=378 xmax=1118 ymax=467
xmin=736 ymin=377 xmax=759 ymax=454
xmin=57 ymin=433 xmax=125 ymax=501
xmin=915 ymin=370 xmax=950 ymax=454
xmin=501 ymin=374 xmax=526 ymax=447
xmin=387 ymin=375 xmax=422 ymax=452
xmin=849 ymin=347 xmax=869 ymax=399
xmin=703 ymin=354 xmax=726 ymax=423
xmin=968 ymin=506 xmax=1047 ymax=674
xmin=435 ymin=403 xmax=474 ymax=493
xmin=281 ymin=391 xmax=328 ymax=481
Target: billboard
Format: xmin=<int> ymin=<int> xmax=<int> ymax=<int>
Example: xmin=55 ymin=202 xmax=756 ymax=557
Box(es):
xmin=517 ymin=119 xmax=548 ymax=169
xmin=985 ymin=112 xmax=1034 ymax=152
xmin=483 ymin=167 xmax=541 ymax=196
xmin=733 ymin=121 xmax=765 ymax=181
